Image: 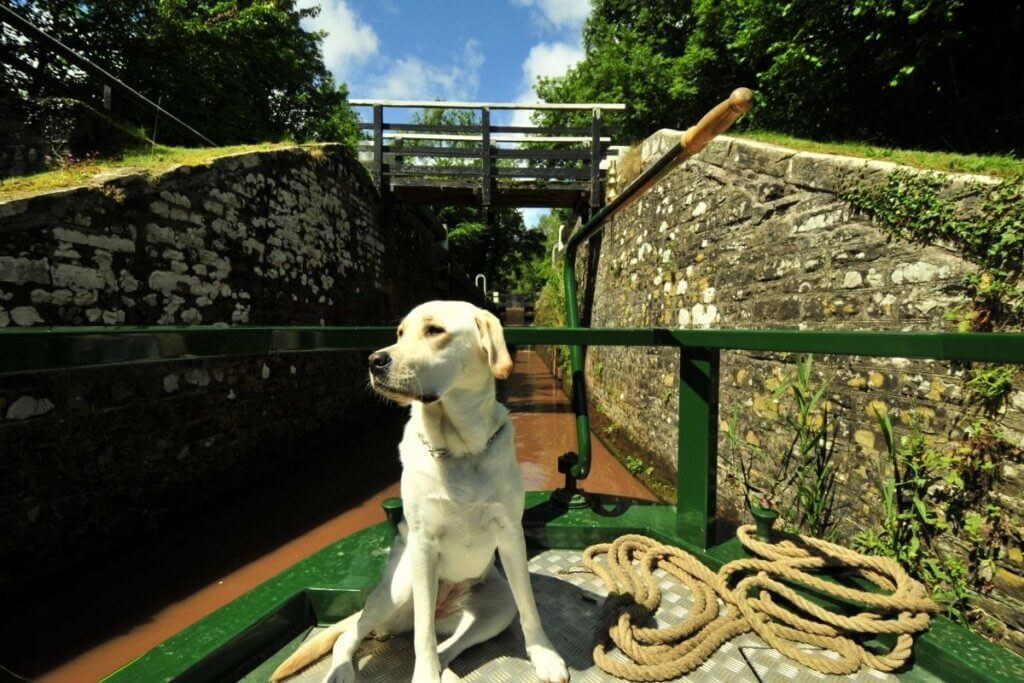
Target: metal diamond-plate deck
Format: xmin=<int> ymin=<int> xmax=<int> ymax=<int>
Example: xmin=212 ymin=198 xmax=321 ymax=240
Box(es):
xmin=274 ymin=549 xmax=898 ymax=683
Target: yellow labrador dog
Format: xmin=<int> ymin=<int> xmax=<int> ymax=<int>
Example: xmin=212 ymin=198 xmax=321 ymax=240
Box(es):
xmin=272 ymin=301 xmax=569 ymax=683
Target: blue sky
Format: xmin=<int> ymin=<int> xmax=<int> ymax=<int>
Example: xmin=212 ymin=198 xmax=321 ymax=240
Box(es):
xmin=298 ymin=0 xmax=593 ymax=226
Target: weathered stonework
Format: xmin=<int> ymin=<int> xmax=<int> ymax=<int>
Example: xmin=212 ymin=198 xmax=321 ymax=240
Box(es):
xmin=0 ymin=144 xmax=483 ymax=596
xmin=574 ymin=133 xmax=1024 ymax=654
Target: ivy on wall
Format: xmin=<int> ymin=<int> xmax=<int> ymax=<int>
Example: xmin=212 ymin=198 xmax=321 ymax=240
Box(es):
xmin=844 ymin=171 xmax=1024 ymax=330
xmin=842 ymin=169 xmax=1024 ymax=626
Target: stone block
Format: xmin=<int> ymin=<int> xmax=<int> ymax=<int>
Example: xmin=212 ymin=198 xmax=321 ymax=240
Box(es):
xmin=10 ymin=306 xmax=43 ymax=326
xmin=890 ymin=260 xmax=949 ymax=284
xmin=6 ymin=396 xmax=55 ymax=420
xmin=148 ymin=270 xmax=198 ymax=295
xmin=725 ymin=138 xmax=795 ymax=177
xmin=52 ymin=227 xmax=134 ymax=253
xmin=145 ymin=223 xmax=177 ymax=245
xmin=994 ymin=567 xmax=1024 ymax=603
xmin=51 ymin=263 xmax=105 ymax=290
xmin=0 ymin=198 xmax=29 ymax=218
xmin=0 ymin=256 xmax=50 ymax=285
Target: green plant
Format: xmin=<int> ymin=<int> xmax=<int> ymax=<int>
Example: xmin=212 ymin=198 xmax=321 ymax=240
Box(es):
xmin=965 ymin=274 xmax=1024 ymax=331
xmin=726 ymin=408 xmax=782 ymax=510
xmin=853 ymin=410 xmax=971 ymax=621
xmin=844 ymin=171 xmax=953 ymax=244
xmin=726 ymin=356 xmax=838 ymax=539
xmin=783 ymin=357 xmax=839 ymax=539
xmin=966 ymin=365 xmax=1017 ymax=407
xmin=855 ymin=411 xmax=959 ymax=557
xmin=0 ymin=142 xmax=298 ymax=201
xmin=953 ymin=421 xmax=1020 ymax=585
xmin=532 ymin=253 xmax=572 ymax=383
xmin=625 ymin=455 xmax=645 ymax=476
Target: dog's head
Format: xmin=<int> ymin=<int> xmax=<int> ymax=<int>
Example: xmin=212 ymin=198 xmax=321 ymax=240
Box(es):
xmin=368 ymin=301 xmax=512 ymax=405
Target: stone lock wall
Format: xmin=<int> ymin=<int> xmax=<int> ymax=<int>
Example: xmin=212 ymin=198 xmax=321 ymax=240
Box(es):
xmin=574 ymin=133 xmax=1024 ymax=653
xmin=0 ymin=144 xmax=483 ymax=595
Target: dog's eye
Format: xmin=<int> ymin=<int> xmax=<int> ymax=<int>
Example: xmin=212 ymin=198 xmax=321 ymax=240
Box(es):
xmin=397 ymin=328 xmax=404 ymax=339
xmin=425 ymin=324 xmax=446 ymax=337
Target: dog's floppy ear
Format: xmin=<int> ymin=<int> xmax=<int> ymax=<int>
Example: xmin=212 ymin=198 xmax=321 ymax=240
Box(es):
xmin=475 ymin=309 xmax=513 ymax=379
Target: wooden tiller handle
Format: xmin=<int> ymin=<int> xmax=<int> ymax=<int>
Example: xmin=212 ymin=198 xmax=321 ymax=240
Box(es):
xmin=680 ymin=87 xmax=754 ymax=158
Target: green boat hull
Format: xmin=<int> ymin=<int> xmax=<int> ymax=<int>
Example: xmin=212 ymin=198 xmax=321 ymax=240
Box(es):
xmin=105 ymin=491 xmax=1024 ymax=683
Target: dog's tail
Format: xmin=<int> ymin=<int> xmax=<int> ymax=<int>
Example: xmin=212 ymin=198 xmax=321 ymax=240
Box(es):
xmin=270 ymin=611 xmax=361 ymax=681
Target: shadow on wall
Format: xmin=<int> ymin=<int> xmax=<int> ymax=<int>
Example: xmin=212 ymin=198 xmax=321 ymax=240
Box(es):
xmin=0 ymin=143 xmax=486 ymax=598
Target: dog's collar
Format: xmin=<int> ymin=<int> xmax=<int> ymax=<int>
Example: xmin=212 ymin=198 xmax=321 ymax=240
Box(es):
xmin=418 ymin=421 xmax=506 ymax=460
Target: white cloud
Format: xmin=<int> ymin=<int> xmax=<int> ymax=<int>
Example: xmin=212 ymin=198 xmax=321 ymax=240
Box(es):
xmin=510 ymin=41 xmax=584 ymax=126
xmin=297 ymin=2 xmax=483 ymax=102
xmin=521 ymin=41 xmax=585 ymax=90
xmin=511 ymin=0 xmax=591 ymax=30
xmin=298 ymin=0 xmax=379 ymax=83
xmin=371 ymin=40 xmax=485 ymax=101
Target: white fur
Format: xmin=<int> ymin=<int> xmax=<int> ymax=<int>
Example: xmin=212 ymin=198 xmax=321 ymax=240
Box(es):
xmin=271 ymin=301 xmax=568 ymax=683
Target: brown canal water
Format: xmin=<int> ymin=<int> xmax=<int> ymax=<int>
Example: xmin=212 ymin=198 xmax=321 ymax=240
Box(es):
xmin=1 ymin=350 xmax=651 ymax=682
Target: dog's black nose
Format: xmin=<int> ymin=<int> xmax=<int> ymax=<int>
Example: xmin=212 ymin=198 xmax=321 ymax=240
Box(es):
xmin=368 ymin=351 xmax=392 ymax=374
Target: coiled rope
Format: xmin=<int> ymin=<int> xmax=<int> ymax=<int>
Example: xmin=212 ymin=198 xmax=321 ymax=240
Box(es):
xmin=574 ymin=526 xmax=938 ymax=681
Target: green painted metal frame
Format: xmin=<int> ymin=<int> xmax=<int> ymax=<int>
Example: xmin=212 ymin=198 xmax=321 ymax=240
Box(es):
xmin=101 ymin=492 xmax=1024 ymax=682
xmin=4 ymin=323 xmax=1024 ymax=552
xmin=5 ymin=323 xmax=1024 ymax=680
xmin=561 ymin=136 xmax=693 ymax=480
xmin=6 ymin=325 xmax=1021 ymax=376
xmin=677 ymin=348 xmax=720 ymax=548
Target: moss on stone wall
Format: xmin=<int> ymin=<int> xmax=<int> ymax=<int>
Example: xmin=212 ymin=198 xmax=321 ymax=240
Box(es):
xmin=844 ymin=171 xmax=1023 ymax=330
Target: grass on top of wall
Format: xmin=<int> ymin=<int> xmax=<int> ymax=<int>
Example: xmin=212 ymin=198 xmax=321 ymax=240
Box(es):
xmin=732 ymin=130 xmax=1024 ymax=179
xmin=0 ymin=142 xmax=301 ymax=202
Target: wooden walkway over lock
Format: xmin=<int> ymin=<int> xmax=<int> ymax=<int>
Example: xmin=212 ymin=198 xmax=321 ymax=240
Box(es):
xmin=350 ymin=99 xmax=624 ymax=210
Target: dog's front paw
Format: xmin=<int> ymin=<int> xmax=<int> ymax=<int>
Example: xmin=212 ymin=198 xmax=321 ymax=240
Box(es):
xmin=321 ymin=661 xmax=355 ymax=683
xmin=440 ymin=669 xmax=462 ymax=683
xmin=528 ymin=645 xmax=569 ymax=683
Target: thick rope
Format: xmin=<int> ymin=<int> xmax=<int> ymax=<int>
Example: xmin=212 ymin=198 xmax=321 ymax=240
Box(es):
xmin=574 ymin=527 xmax=938 ymax=682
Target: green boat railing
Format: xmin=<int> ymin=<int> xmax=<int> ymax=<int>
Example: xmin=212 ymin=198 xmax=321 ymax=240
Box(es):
xmin=4 ymin=323 xmax=1024 ymax=680
xmin=3 ymin=324 xmax=1024 ymax=552
xmin=561 ymin=87 xmax=754 ymax=482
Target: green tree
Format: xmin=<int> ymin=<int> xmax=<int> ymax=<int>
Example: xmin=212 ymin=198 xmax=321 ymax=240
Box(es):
xmin=515 ymin=210 xmax=569 ymax=294
xmin=405 ymin=106 xmax=546 ymax=293
xmin=536 ymin=0 xmax=1024 ymax=154
xmin=3 ymin=1 xmax=360 ymax=147
xmin=438 ymin=205 xmax=545 ymax=294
